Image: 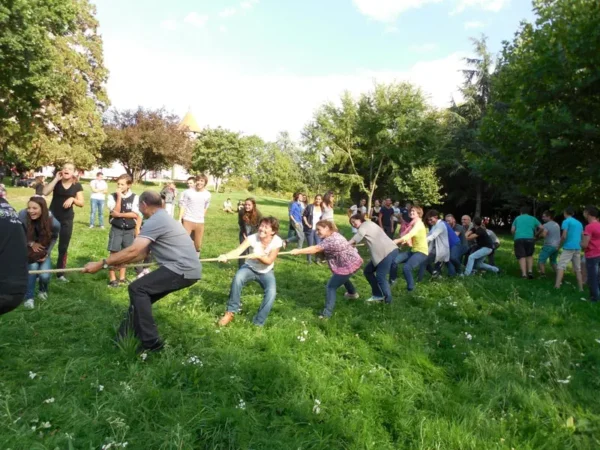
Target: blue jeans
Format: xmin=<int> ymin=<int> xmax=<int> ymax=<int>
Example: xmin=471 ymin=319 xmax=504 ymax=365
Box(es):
xmin=397 ymin=252 xmax=428 ymax=291
xmin=322 ymin=272 xmax=357 ymax=317
xmin=464 ymin=247 xmax=499 ymax=275
xmin=26 ymin=259 xmax=52 ymax=299
xmin=305 ymin=230 xmax=321 ymax=263
xmin=448 ymin=245 xmax=464 ymax=277
xmin=364 ymin=249 xmax=398 ymax=303
xmin=90 ymin=198 xmax=105 ymax=227
xmin=226 ymin=265 xmax=277 ymax=326
xmin=586 ymin=256 xmax=600 ymax=302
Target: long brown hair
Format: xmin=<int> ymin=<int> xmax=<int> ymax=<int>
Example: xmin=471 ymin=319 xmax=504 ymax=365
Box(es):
xmin=26 ymin=196 xmax=52 ymax=246
xmin=323 ymin=191 xmax=335 ymax=208
xmin=242 ymin=198 xmax=260 ymax=226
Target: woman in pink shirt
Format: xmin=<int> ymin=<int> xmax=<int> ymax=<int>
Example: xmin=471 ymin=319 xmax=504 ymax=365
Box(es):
xmin=291 ymin=220 xmax=363 ymax=318
xmin=582 ymin=205 xmax=600 ymax=302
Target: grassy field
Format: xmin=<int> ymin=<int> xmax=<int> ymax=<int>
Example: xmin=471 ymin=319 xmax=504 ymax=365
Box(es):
xmin=1 ymin=183 xmax=599 ymax=449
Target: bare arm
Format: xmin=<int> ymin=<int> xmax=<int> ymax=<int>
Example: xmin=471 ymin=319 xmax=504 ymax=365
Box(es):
xmin=255 ymin=247 xmax=280 ymax=265
xmin=511 ymin=226 xmax=516 ymax=235
xmin=73 ymin=191 xmax=84 ymax=207
xmin=107 ymin=238 xmax=151 ymax=266
xmin=43 ymin=175 xmax=61 ymax=196
xmin=581 ymin=234 xmax=590 ymax=250
xmin=219 ymin=239 xmax=252 ymax=261
xmin=291 ymin=245 xmax=323 ymax=256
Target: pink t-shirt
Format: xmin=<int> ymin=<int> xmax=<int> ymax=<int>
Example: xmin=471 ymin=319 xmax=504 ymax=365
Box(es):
xmin=584 ymin=221 xmax=600 ymax=258
xmin=318 ymin=232 xmax=363 ymax=275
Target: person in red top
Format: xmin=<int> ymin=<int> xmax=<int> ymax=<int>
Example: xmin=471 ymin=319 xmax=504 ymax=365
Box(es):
xmin=582 ymin=205 xmax=600 ymax=303
xmin=291 ymin=220 xmax=363 ymax=318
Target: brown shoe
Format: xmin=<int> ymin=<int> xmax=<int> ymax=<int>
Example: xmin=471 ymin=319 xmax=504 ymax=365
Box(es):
xmin=218 ymin=312 xmax=235 ymax=327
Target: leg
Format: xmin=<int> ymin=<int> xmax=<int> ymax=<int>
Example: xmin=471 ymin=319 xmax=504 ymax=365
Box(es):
xmin=125 ymin=267 xmax=196 ymax=347
xmin=26 ymin=262 xmax=40 ymax=299
xmin=38 ymin=258 xmax=52 ymax=293
xmin=322 ymin=273 xmax=352 ymax=317
xmin=403 ymin=252 xmax=428 ymax=291
xmin=182 ymin=219 xmax=195 ymax=236
xmin=238 ymin=232 xmax=248 ymax=268
xmin=253 ymin=270 xmax=277 ymax=325
xmin=305 ymin=231 xmax=314 ymax=263
xmin=109 ymin=251 xmax=118 ymax=282
xmin=465 ymin=248 xmax=492 ymax=276
xmin=573 ymin=253 xmax=583 ymax=291
xmin=226 ymin=266 xmax=256 ymax=314
xmin=477 ymin=249 xmax=499 ymax=273
xmin=90 ymin=199 xmax=97 ymax=227
xmin=389 ymin=251 xmax=410 ymax=283
xmin=56 ymin=218 xmax=74 ymax=278
xmin=586 ymin=257 xmax=600 ymax=301
xmin=364 ymin=261 xmax=383 ymax=298
xmin=555 ymin=251 xmax=570 ymax=288
xmin=193 ymin=223 xmax=205 ymax=252
xmin=417 ymin=253 xmax=435 ymax=282
xmin=526 ymin=256 xmax=534 ymax=275
xmin=98 ymin=200 xmax=105 ymax=227
xmin=376 ymin=250 xmax=397 ymax=303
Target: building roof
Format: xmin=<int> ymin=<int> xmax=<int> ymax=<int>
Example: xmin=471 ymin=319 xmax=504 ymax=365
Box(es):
xmin=179 ymin=110 xmax=201 ymax=133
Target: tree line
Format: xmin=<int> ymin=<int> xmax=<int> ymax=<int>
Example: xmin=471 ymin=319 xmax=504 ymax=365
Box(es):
xmin=1 ymin=0 xmax=598 ymax=221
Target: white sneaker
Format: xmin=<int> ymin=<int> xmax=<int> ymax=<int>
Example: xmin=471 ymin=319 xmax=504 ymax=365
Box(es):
xmin=390 ymin=279 xmax=397 ymax=286
xmin=344 ymin=292 xmax=360 ymax=299
xmin=57 ymin=276 xmax=69 ymax=283
xmin=89 ymin=225 xmax=94 ymax=229
xmin=365 ymin=296 xmax=384 ymax=303
xmin=38 ymin=292 xmax=48 ymax=301
xmin=23 ymin=299 xmax=35 ymax=309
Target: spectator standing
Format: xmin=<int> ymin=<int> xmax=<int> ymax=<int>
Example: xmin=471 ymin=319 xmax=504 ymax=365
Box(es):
xmin=554 ymin=207 xmax=584 ymax=291
xmin=90 ymin=172 xmax=108 ymax=228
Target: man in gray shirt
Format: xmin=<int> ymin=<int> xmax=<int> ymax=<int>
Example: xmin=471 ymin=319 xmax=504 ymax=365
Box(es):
xmin=538 ymin=210 xmax=561 ymax=275
xmin=349 ymin=213 xmax=398 ymax=304
xmin=84 ymin=191 xmax=201 ymax=352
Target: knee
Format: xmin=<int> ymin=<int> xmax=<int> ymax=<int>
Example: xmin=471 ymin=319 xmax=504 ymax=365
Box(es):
xmin=39 ymin=274 xmax=51 ymax=284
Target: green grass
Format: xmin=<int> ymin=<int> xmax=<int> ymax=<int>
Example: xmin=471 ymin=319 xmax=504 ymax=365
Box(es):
xmin=1 ymin=184 xmax=600 ymax=449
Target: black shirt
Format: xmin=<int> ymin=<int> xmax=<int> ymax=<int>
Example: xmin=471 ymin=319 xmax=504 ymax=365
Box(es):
xmin=379 ymin=206 xmax=395 ymax=228
xmin=49 ymin=181 xmax=83 ymax=221
xmin=474 ymin=227 xmax=493 ymax=249
xmin=0 ymin=199 xmax=28 ymax=295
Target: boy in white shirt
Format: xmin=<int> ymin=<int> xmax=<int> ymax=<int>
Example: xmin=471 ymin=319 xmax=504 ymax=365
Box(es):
xmin=179 ymin=174 xmax=211 ymax=256
xmin=89 ymin=172 xmax=108 ymax=228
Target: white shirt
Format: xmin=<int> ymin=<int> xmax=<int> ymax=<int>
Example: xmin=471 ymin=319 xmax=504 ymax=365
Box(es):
xmin=90 ymin=179 xmax=108 ymax=200
xmin=107 ymin=190 xmax=141 ymax=216
xmin=180 ymin=189 xmax=211 ymax=223
xmin=393 ymin=207 xmax=400 ymax=222
xmin=245 ymin=234 xmax=283 ymax=274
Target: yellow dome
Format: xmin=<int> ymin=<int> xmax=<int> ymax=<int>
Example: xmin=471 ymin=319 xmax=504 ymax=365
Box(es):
xmin=179 ymin=110 xmax=201 ymax=133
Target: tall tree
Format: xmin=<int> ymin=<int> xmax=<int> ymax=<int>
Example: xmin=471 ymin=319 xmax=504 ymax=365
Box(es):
xmin=0 ymin=0 xmax=109 ymax=168
xmin=481 ymin=0 xmax=600 ymax=208
xmin=99 ymin=108 xmax=192 ymax=182
xmin=191 ymin=127 xmax=250 ymax=192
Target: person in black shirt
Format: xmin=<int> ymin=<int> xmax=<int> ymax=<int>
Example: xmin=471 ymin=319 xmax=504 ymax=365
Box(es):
xmin=43 ymin=163 xmax=84 ymax=281
xmin=463 ymin=216 xmax=500 ymax=276
xmin=0 ymin=185 xmax=28 ymax=315
xmin=378 ymin=198 xmax=396 ymax=239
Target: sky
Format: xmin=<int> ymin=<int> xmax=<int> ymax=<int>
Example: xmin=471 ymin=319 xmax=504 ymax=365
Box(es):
xmin=93 ymin=0 xmax=536 ymax=141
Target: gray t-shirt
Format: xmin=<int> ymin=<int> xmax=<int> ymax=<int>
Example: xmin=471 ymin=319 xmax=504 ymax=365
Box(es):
xmin=139 ymin=209 xmax=201 ymax=279
xmin=543 ymin=221 xmax=561 ymax=248
xmin=453 ymin=224 xmax=467 ymax=249
xmin=350 ymin=220 xmax=397 ymax=265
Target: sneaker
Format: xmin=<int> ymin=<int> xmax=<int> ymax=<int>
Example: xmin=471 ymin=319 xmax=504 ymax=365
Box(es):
xmin=89 ymin=225 xmax=94 ymax=229
xmin=365 ymin=296 xmax=384 ymax=303
xmin=218 ymin=312 xmax=235 ymax=326
xmin=344 ymin=292 xmax=360 ymax=300
xmin=108 ymin=280 xmax=120 ymax=288
xmin=23 ymin=299 xmax=35 ymax=309
xmin=38 ymin=292 xmax=48 ymax=301
xmin=100 ymin=226 xmax=105 ymax=230
xmin=527 ymin=272 xmax=534 ymax=279
xmin=390 ymin=279 xmax=397 ymax=286
xmin=57 ymin=276 xmax=69 ymax=283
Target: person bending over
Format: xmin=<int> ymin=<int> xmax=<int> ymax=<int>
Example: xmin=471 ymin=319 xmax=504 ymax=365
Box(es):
xmin=217 ymin=216 xmax=282 ymax=327
xmin=83 ymin=191 xmax=201 ymax=353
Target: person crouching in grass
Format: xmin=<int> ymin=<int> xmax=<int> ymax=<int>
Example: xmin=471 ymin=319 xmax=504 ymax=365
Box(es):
xmin=107 ymin=174 xmax=141 ymax=287
xmin=291 ymin=220 xmax=362 ymax=318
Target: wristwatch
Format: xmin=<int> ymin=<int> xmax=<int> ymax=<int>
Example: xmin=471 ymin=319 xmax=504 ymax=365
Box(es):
xmin=102 ymin=258 xmax=109 ymax=269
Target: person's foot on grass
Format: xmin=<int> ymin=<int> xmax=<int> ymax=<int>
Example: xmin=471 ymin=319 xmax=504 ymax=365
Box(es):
xmin=57 ymin=276 xmax=69 ymax=283
xmin=344 ymin=292 xmax=359 ymax=300
xmin=108 ymin=280 xmax=120 ymax=288
xmin=38 ymin=291 xmax=48 ymax=301
xmin=365 ymin=296 xmax=384 ymax=303
xmin=23 ymin=299 xmax=35 ymax=309
xmin=527 ymin=272 xmax=534 ymax=279
xmin=218 ymin=312 xmax=235 ymax=326
xmin=119 ymin=278 xmax=129 ymax=285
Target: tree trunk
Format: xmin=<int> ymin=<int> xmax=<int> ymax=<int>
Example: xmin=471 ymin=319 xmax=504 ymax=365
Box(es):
xmin=475 ymin=180 xmax=482 ymax=218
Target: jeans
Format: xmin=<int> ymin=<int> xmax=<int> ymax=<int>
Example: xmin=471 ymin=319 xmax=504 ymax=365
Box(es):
xmin=286 ymin=221 xmax=305 ymax=248
xmin=364 ymin=249 xmax=398 ymax=303
xmin=305 ymin=229 xmax=321 ymax=263
xmin=227 ymin=265 xmax=277 ymax=326
xmin=448 ymin=245 xmax=464 ymax=277
xmin=56 ymin=218 xmax=74 ymax=278
xmin=586 ymin=256 xmax=600 ymax=302
xmin=417 ymin=253 xmax=438 ymax=282
xmin=464 ymin=247 xmax=498 ymax=275
xmin=120 ymin=267 xmax=198 ymax=347
xmin=90 ymin=198 xmax=105 ymax=227
xmin=322 ymin=272 xmax=357 ymax=317
xmin=393 ymin=252 xmax=429 ymax=291
xmin=26 ymin=259 xmax=52 ymax=299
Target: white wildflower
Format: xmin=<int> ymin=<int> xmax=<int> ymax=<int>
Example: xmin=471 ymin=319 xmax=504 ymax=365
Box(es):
xmin=595 ymin=339 xmax=600 ymax=344
xmin=98 ymin=385 xmax=104 ymax=392
xmin=303 ymin=330 xmax=308 ymax=335
xmin=215 ymin=330 xmax=221 ymax=333
xmin=185 ymin=356 xmax=203 ymax=366
xmin=29 ymin=371 xmax=37 ymax=379
xmin=43 ymin=397 xmax=54 ymax=404
xmin=557 ymin=375 xmax=572 ymax=384
xmin=464 ymin=332 xmax=473 ymax=341
xmin=312 ymin=399 xmax=321 ymax=414
xmin=297 ymin=336 xmax=306 ymax=342
xmin=41 ymin=421 xmax=51 ymax=429
xmin=140 ymin=352 xmax=148 ymax=361
xmin=236 ymin=398 xmax=246 ymax=410
xmin=65 ymin=433 xmax=74 ymax=439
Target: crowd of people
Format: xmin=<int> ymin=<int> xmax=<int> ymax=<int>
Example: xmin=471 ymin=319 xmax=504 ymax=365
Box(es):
xmin=1 ymin=173 xmax=599 ymax=354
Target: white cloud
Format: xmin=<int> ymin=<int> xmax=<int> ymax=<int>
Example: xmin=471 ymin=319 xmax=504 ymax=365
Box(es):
xmin=184 ymin=12 xmax=209 ymax=28
xmin=102 ymin=39 xmax=465 ymax=141
xmin=464 ymin=20 xmax=485 ymax=29
xmin=219 ymin=7 xmax=237 ymax=18
xmin=240 ymin=0 xmax=259 ymax=9
xmin=353 ymin=0 xmax=443 ymax=22
xmin=453 ymin=0 xmax=510 ymax=14
xmin=219 ymin=25 xmax=228 ymax=33
xmin=409 ymin=43 xmax=439 ymax=52
xmin=160 ymin=19 xmax=178 ymax=31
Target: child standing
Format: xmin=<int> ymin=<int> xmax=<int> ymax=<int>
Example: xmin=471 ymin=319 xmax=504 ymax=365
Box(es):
xmin=160 ymin=182 xmax=178 ymax=218
xmin=107 ymin=174 xmax=141 ymax=287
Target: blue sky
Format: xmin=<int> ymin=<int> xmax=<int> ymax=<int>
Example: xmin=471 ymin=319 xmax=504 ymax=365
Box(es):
xmin=93 ymin=0 xmax=536 ymax=139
